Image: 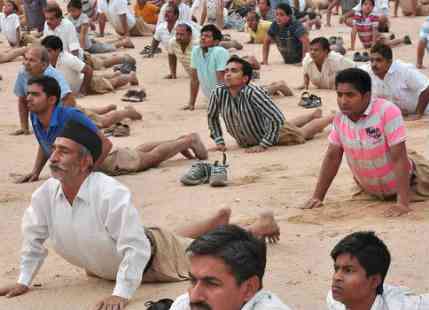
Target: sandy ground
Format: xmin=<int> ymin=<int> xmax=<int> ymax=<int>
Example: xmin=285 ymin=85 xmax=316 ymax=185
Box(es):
xmin=1 ymin=6 xmax=429 ymax=310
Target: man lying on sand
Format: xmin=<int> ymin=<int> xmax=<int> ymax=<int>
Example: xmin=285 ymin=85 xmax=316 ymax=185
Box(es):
xmin=327 ymin=231 xmax=429 ymax=310
xmin=303 ymin=68 xmax=429 ymax=216
xmin=0 ymin=121 xmax=280 ymax=309
xmin=208 ymin=56 xmax=334 ymax=153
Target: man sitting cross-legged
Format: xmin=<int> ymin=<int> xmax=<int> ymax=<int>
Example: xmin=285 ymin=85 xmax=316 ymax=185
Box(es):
xmin=0 ymin=121 xmax=280 ymax=309
xmin=169 ymin=224 xmax=290 ymax=310
xmin=327 ymin=231 xmax=429 ymax=310
xmin=303 ymin=68 xmax=429 ymax=216
xmin=14 ymin=76 xmax=210 ymax=182
xmin=208 ymin=55 xmax=334 ymax=153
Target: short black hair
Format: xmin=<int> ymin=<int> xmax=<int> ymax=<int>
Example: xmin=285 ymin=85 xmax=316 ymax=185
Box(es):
xmin=45 ymin=2 xmax=63 ymax=19
xmin=276 ymin=3 xmax=292 ymax=16
xmin=5 ymin=0 xmax=19 ymax=12
xmin=310 ymin=37 xmax=330 ymax=52
xmin=363 ymin=0 xmax=375 ymax=7
xmin=258 ymin=0 xmax=271 ymax=7
xmin=370 ymin=43 xmax=393 ymax=61
xmin=41 ymin=35 xmax=64 ymax=52
xmin=335 ymin=68 xmax=372 ymax=94
xmin=27 ymin=76 xmax=61 ymax=106
xmin=187 ymin=225 xmax=267 ymax=288
xmin=331 ymin=231 xmax=391 ymax=295
xmin=67 ymin=0 xmax=82 ymax=10
xmin=201 ymin=24 xmax=223 ymax=41
xmin=227 ymin=55 xmax=253 ymax=84
xmin=177 ymin=22 xmax=193 ymax=34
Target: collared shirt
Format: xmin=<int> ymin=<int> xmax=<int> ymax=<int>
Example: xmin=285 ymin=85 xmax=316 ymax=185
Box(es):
xmin=56 ymin=51 xmax=86 ymax=94
xmin=14 ymin=65 xmax=71 ymax=98
xmin=246 ymin=20 xmax=272 ymax=44
xmin=168 ymin=39 xmax=197 ymax=76
xmin=327 ymin=285 xmax=429 ymax=310
xmin=267 ymin=19 xmax=306 ymax=64
xmin=328 ymin=98 xmax=413 ymax=198
xmin=303 ymin=51 xmax=355 ymax=89
xmin=68 ymin=12 xmax=92 ymax=50
xmin=169 ymin=290 xmax=292 ymax=310
xmin=208 ymin=84 xmax=285 ymax=148
xmin=43 ymin=18 xmax=83 ymax=59
xmin=30 ymin=105 xmax=98 ymax=156
xmin=18 ymin=172 xmax=152 ymax=299
xmin=0 ymin=12 xmax=20 ymax=45
xmin=157 ymin=2 xmax=191 ymax=26
xmin=191 ymin=45 xmax=229 ymax=98
xmin=154 ymin=21 xmax=177 ymax=49
xmin=363 ymin=60 xmax=429 ymax=114
xmin=98 ymin=0 xmax=136 ymax=33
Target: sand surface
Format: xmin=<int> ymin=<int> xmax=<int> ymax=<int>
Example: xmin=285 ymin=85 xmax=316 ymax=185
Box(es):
xmin=1 ymin=6 xmax=429 ymax=309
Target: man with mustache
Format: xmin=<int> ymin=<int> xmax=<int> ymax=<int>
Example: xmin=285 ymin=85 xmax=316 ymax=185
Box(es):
xmin=363 ymin=43 xmax=429 ymax=120
xmin=302 ymin=68 xmax=429 ymax=217
xmin=0 ymin=118 xmax=281 ymax=309
xmin=327 ymin=231 xmax=429 ymax=310
xmin=168 ymin=225 xmax=291 ymax=310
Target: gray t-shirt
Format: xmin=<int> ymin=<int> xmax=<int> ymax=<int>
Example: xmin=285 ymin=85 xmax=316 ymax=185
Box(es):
xmin=67 ymin=13 xmax=92 ymax=50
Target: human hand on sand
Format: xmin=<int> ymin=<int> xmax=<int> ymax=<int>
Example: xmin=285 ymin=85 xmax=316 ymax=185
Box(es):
xmin=11 ymin=172 xmax=39 ymax=184
xmin=301 ymin=197 xmax=323 ymax=209
xmin=182 ymin=104 xmax=195 ymax=111
xmin=384 ymin=204 xmax=412 ymax=217
xmin=0 ymin=283 xmax=29 ymax=298
xmin=93 ymin=295 xmax=128 ymax=310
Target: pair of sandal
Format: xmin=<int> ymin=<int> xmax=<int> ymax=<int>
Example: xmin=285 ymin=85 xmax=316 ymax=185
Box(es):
xmin=299 ymin=91 xmax=322 ymax=109
xmin=121 ymin=89 xmax=146 ymax=102
xmin=104 ymin=122 xmax=130 ymax=137
xmin=353 ymin=51 xmax=369 ymax=62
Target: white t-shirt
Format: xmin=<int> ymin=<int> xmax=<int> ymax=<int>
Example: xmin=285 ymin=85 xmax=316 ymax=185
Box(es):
xmin=157 ymin=2 xmax=191 ymax=26
xmin=327 ymin=285 xmax=429 ymax=310
xmin=97 ymin=0 xmax=136 ymax=34
xmin=43 ymin=18 xmax=83 ymax=59
xmin=170 ymin=290 xmax=292 ymax=310
xmin=363 ymin=60 xmax=429 ymax=114
xmin=56 ymin=51 xmax=85 ymax=94
xmin=0 ymin=12 xmax=20 ymax=45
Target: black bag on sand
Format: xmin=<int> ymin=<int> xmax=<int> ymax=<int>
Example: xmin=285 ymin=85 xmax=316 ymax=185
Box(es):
xmin=145 ymin=298 xmax=174 ymax=310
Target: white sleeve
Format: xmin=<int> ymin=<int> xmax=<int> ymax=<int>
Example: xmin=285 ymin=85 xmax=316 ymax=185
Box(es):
xmin=97 ymin=0 xmax=107 ymax=14
xmin=66 ymin=23 xmax=81 ymax=52
xmin=103 ymin=185 xmax=152 ymax=299
xmin=12 ymin=14 xmax=20 ymax=29
xmin=153 ymin=24 xmax=162 ymax=41
xmin=405 ymin=67 xmax=429 ymax=95
xmin=170 ymin=294 xmax=191 ymax=310
xmin=114 ymin=0 xmax=130 ymax=15
xmin=66 ymin=53 xmax=86 ymax=72
xmin=18 ymin=187 xmax=51 ymax=287
xmin=157 ymin=3 xmax=167 ymax=26
xmin=190 ymin=0 xmax=201 ymax=16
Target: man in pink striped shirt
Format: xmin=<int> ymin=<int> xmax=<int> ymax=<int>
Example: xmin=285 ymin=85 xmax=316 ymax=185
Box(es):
xmin=303 ymin=68 xmax=428 ymax=217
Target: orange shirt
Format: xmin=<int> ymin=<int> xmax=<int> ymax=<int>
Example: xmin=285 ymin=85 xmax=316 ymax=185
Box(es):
xmin=134 ymin=3 xmax=159 ymax=25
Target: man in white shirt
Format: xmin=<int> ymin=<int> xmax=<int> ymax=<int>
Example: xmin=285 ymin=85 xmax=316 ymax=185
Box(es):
xmin=147 ymin=4 xmax=179 ymax=55
xmin=364 ymin=43 xmax=429 ymax=120
xmin=169 ymin=225 xmax=290 ymax=310
xmin=98 ymin=0 xmax=153 ymax=37
xmin=301 ymin=37 xmax=355 ymax=90
xmin=43 ymin=3 xmax=83 ymax=59
xmin=0 ymin=0 xmax=21 ymax=47
xmin=41 ymin=35 xmax=139 ymax=97
xmin=327 ymin=231 xmax=429 ymax=310
xmin=157 ymin=0 xmax=191 ymax=26
xmin=0 ymin=117 xmax=281 ymax=309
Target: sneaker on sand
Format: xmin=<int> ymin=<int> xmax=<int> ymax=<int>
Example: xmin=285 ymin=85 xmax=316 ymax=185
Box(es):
xmin=180 ymin=162 xmax=212 ymax=186
xmin=210 ymin=153 xmax=229 ymax=187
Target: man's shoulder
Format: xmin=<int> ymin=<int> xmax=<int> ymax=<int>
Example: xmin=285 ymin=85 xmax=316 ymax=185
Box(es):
xmin=32 ymin=177 xmax=62 ymax=201
xmin=170 ymin=293 xmax=190 ymax=310
xmin=244 ymin=290 xmax=292 ymax=310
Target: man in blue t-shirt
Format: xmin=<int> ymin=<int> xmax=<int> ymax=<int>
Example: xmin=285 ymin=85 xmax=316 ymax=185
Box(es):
xmin=12 ymin=46 xmax=76 ymax=136
xmin=15 ymin=76 xmax=209 ymax=182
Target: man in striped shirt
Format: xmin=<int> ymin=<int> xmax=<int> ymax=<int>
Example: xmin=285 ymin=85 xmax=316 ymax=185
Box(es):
xmin=208 ymin=55 xmax=334 ymax=153
xmin=303 ymin=68 xmax=429 ymax=217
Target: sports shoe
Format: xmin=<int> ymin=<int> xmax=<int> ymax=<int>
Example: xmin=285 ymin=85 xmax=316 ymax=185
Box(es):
xmin=180 ymin=162 xmax=212 ymax=186
xmin=210 ymin=153 xmax=229 ymax=187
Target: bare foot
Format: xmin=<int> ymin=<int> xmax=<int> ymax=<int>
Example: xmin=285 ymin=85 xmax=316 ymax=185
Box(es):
xmin=212 ymin=208 xmax=232 ymax=226
xmin=312 ymin=108 xmax=323 ymax=119
xmin=106 ymin=104 xmax=117 ymax=112
xmin=10 ymin=128 xmax=31 ymax=136
xmin=129 ymin=72 xmax=139 ymax=86
xmin=124 ymin=105 xmax=142 ymax=120
xmin=248 ymin=211 xmax=280 ymax=243
xmin=121 ymin=37 xmax=135 ymax=49
xmin=189 ymin=133 xmax=208 ymax=160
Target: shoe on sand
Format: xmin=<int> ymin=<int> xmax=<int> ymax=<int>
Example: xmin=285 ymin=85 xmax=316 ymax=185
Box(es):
xmin=210 ymin=153 xmax=229 ymax=187
xmin=181 ymin=162 xmax=212 ymax=185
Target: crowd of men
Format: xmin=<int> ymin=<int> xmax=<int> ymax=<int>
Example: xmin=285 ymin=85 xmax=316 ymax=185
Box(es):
xmin=1 ymin=0 xmax=429 ymax=308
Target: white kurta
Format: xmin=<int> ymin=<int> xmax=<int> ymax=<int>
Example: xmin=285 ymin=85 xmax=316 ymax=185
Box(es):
xmin=169 ymin=290 xmax=292 ymax=310
xmin=19 ymin=172 xmax=152 ymax=299
xmin=327 ymin=285 xmax=429 ymax=310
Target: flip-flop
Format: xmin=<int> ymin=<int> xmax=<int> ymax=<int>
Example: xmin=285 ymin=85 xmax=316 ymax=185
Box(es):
xmin=298 ymin=92 xmax=322 ymax=108
xmin=298 ymin=91 xmax=311 ymax=107
xmin=104 ymin=122 xmax=130 ymax=137
xmin=121 ymin=89 xmax=146 ymax=102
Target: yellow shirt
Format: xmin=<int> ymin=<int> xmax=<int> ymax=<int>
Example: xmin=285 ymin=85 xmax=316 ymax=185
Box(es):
xmin=246 ymin=20 xmax=272 ymax=44
xmin=134 ymin=3 xmax=159 ymax=25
